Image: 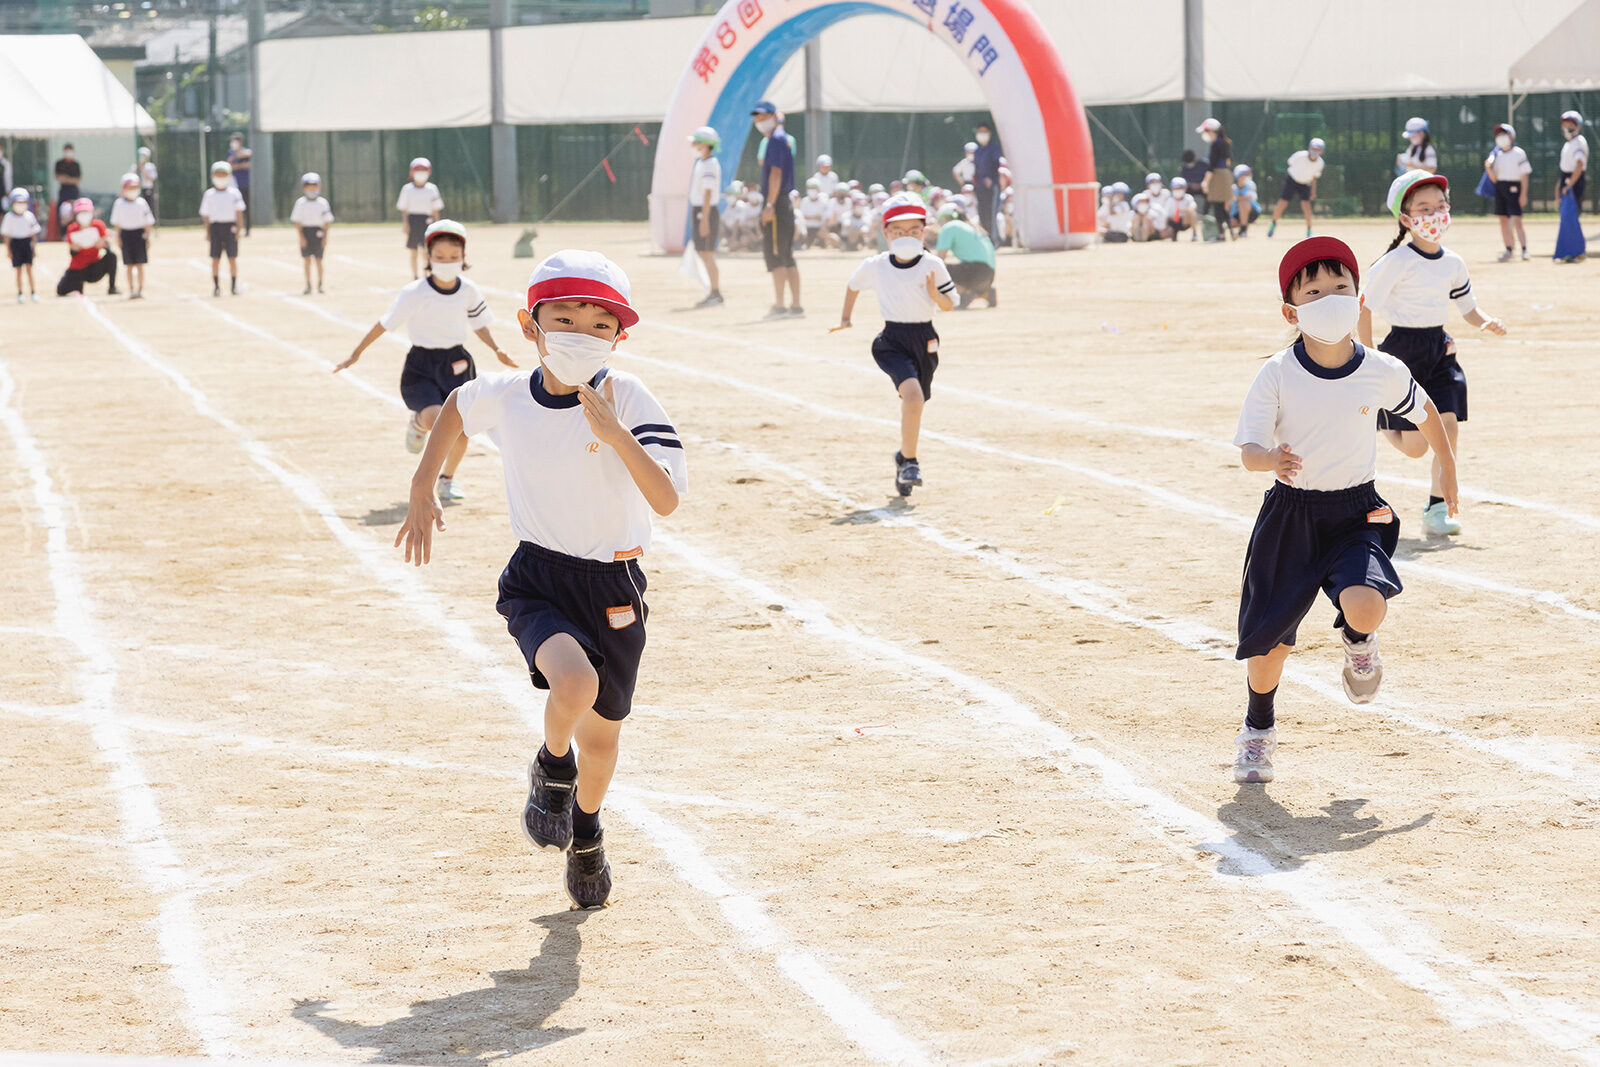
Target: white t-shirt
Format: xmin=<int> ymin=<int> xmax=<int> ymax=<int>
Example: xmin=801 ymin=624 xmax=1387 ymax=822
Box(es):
xmin=952 ymin=156 xmax=976 ymax=184
xmin=689 ymin=156 xmax=722 ymax=208
xmin=140 ymin=160 xmax=158 ymax=188
xmin=1362 ymin=243 xmax=1476 ymax=328
xmin=1170 ymin=192 xmax=1197 ymax=218
xmin=1560 ymin=134 xmax=1590 ymax=174
xmin=1106 ymin=201 xmax=1133 ymax=235
xmin=1234 ymin=342 xmax=1431 ymax=492
xmin=1398 ymin=143 xmax=1438 ymax=171
xmin=396 ymin=181 xmax=444 ymax=215
xmin=811 ymin=170 xmax=840 ymax=197
xmin=1286 ymin=150 xmax=1326 ymax=185
xmin=799 ymin=193 xmax=829 ymax=225
xmin=2 ymin=209 xmax=41 ymax=240
xmin=1487 ymin=146 xmax=1532 ymax=181
xmin=109 ymin=196 xmax=155 ymax=231
xmin=290 ymin=196 xmax=335 ymax=227
xmin=199 ymin=186 xmax=246 ymax=222
xmin=848 ymin=251 xmax=954 ymax=322
xmin=455 ymin=367 xmax=688 ymax=562
xmin=380 ymin=276 xmax=493 ymax=349
xmin=1146 ymin=189 xmax=1173 ymax=221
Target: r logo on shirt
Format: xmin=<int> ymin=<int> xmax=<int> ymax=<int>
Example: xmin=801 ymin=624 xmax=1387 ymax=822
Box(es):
xmin=1360 ymin=406 xmax=1371 ymax=415
xmin=586 ymin=442 xmax=600 ymax=454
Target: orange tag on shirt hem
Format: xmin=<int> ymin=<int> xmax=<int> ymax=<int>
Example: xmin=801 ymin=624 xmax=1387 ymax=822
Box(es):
xmin=1366 ymin=507 xmax=1394 ymax=524
xmin=606 ymin=605 xmax=637 ymax=630
xmin=613 ymin=546 xmax=643 ymax=561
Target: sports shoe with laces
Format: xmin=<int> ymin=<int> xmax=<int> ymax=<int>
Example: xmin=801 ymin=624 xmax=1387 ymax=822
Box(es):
xmin=1497 ymin=249 xmax=1515 ymax=262
xmin=1341 ymin=631 xmax=1384 ymax=704
xmin=894 ymin=451 xmax=922 ymax=496
xmin=1421 ymin=500 xmax=1461 ymax=535
xmin=522 ymin=757 xmax=576 ymax=853
xmin=694 ymin=291 xmax=724 ymax=308
xmin=1234 ymin=725 xmax=1277 ymax=783
xmin=405 ymin=414 xmax=427 ymax=454
xmin=566 ymin=831 xmax=612 ymax=908
xmin=437 ymin=476 xmax=464 ymax=504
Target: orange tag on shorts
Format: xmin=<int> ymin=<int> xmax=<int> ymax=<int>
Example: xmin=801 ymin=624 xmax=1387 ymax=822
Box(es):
xmin=606 ymin=605 xmax=637 ymax=630
xmin=926 ymin=338 xmax=939 ymax=354
xmin=451 ymin=359 xmax=469 ymax=375
xmin=1366 ymin=507 xmax=1394 ymax=524
xmin=613 ymin=546 xmax=643 ymax=561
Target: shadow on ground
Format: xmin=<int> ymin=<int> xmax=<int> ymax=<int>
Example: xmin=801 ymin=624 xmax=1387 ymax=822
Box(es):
xmin=1209 ymin=786 xmax=1434 ymax=875
xmin=293 ymin=910 xmax=591 ymax=1062
xmin=831 ymin=497 xmax=914 ymax=525
xmin=357 ymin=503 xmax=410 ymax=527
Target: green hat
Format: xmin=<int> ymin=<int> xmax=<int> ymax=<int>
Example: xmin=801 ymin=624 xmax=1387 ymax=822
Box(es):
xmin=1386 ymin=170 xmax=1448 ymax=218
xmin=425 ymin=218 xmax=467 ymax=246
xmin=937 ymin=204 xmax=961 ymax=220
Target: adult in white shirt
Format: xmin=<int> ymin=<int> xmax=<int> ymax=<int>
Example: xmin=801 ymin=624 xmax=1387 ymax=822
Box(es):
xmin=1269 ymin=137 xmax=1326 ymax=238
xmin=1483 ymin=123 xmax=1532 ymax=260
xmin=1554 ymin=110 xmax=1589 ymax=263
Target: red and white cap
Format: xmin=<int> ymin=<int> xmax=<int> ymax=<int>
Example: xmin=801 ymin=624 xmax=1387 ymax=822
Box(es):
xmin=1277 ymin=235 xmax=1359 ymax=299
xmin=409 ymin=156 xmax=431 ymax=172
xmin=120 ymin=172 xmax=140 ymax=188
xmin=1196 ymin=117 xmax=1221 ymax=134
xmin=72 ymin=196 xmax=94 ymax=213
xmin=880 ymin=192 xmax=927 ymax=226
xmin=525 ymin=249 xmax=639 ymax=329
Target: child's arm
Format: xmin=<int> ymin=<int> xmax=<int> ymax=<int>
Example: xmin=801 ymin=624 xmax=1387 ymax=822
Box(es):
xmin=335 ymin=322 xmax=386 ymax=372
xmin=831 ymin=287 xmax=860 ymax=332
xmin=234 ymin=208 xmax=244 ymax=234
xmin=1414 ymin=400 xmax=1459 ymax=514
xmin=1358 ymin=305 xmax=1374 ymax=347
xmin=1239 ymin=442 xmax=1302 ymax=483
xmin=473 ymin=325 xmax=517 ymax=368
xmin=1462 ymin=308 xmax=1507 ymax=335
xmin=578 ymin=378 xmax=679 ymax=516
xmin=394 ymin=392 xmax=464 ymax=565
xmin=925 ymin=271 xmax=955 ymax=312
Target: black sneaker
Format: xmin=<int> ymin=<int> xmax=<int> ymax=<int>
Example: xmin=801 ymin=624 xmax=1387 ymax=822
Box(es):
xmin=565 ymin=831 xmax=612 ymax=909
xmin=521 ymin=758 xmax=576 ymax=853
xmin=107 ymin=285 xmax=119 ymax=295
xmin=230 ymin=277 xmax=238 ymax=296
xmin=303 ymin=284 xmax=312 ymax=295
xmin=894 ymin=451 xmax=922 ymax=497
xmin=787 ymin=305 xmax=805 ymax=317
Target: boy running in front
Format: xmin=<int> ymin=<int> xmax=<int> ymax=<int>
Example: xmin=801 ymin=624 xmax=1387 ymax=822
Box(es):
xmin=395 ymin=250 xmax=687 ymax=909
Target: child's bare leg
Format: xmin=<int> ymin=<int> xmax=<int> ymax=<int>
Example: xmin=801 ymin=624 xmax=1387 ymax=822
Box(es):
xmin=786 ymin=266 xmax=801 ymax=307
xmin=1430 ymin=413 xmax=1459 ymax=496
xmin=1338 ymin=585 xmax=1388 ymax=635
xmin=25 ymin=264 xmax=34 ymax=294
xmin=699 ymin=250 xmax=718 ymax=291
xmin=13 ymin=266 xmax=20 ymax=295
xmin=1512 ymin=216 xmax=1528 ymax=249
xmin=415 ymin=403 xmax=442 ymax=433
xmin=1270 ymin=198 xmax=1287 ymax=224
xmin=1302 ymin=200 xmax=1315 ymax=229
xmin=303 ymin=257 xmax=312 ymax=286
xmin=572 ymin=711 xmax=622 ymax=817
xmin=409 ymin=246 xmax=419 ymax=277
xmin=1498 ymin=216 xmax=1513 ymax=247
xmin=441 ymin=432 xmax=469 ymax=479
xmin=315 ymin=257 xmax=324 ymax=286
xmin=1381 ymin=426 xmax=1430 ymax=458
xmin=898 ymin=379 xmax=924 ymax=457
xmin=1246 ymin=643 xmax=1293 ymax=697
xmin=226 ymin=255 xmax=238 ymax=279
xmin=535 ymin=634 xmax=599 ymax=760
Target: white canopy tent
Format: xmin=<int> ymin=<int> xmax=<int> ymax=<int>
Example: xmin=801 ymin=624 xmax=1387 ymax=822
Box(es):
xmin=0 ymin=34 xmax=154 ymax=136
xmin=1510 ymin=0 xmax=1600 ymax=91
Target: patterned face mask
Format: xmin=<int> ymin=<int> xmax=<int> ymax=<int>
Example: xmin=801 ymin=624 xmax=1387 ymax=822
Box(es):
xmin=1405 ymin=209 xmax=1450 ymax=244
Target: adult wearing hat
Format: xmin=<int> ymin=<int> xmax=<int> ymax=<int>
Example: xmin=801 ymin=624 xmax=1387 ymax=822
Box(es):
xmin=1197 ymin=118 xmax=1234 ymax=241
xmin=751 ymin=100 xmax=801 ymax=318
xmin=1554 ymin=110 xmax=1588 ymax=263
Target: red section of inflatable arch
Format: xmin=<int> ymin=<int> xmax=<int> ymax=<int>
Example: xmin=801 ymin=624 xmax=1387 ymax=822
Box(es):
xmin=987 ymin=0 xmax=1096 ymax=239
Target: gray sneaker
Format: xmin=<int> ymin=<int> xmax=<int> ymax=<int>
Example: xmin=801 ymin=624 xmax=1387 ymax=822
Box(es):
xmin=1341 ymin=632 xmax=1383 ymax=704
xmin=1234 ymin=725 xmax=1277 ymax=783
xmin=521 ymin=758 xmax=575 ymax=853
xmin=1497 ymin=249 xmax=1515 ymax=263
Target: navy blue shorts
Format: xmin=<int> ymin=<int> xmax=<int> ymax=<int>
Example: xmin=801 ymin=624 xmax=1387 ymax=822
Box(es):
xmin=399 ymin=344 xmax=474 ymax=413
xmin=872 ymin=321 xmax=940 ymax=400
xmin=119 ymin=229 xmax=148 ymax=266
xmin=1493 ymin=179 xmax=1523 ymax=217
xmin=8 ymin=236 xmax=33 ymax=267
xmin=497 ymin=541 xmax=650 ymax=722
xmin=406 ymin=213 xmax=430 ymax=249
xmin=300 ymin=226 xmax=325 ymax=259
xmin=1376 ymin=325 xmax=1464 ymax=430
xmin=208 ymin=221 xmax=238 ymax=260
xmin=1279 ymin=176 xmax=1313 ymax=202
xmin=1236 ymin=481 xmax=1402 ymax=660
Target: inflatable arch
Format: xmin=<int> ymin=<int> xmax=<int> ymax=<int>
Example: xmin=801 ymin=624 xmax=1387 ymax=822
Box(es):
xmin=648 ymin=0 xmax=1097 ymax=253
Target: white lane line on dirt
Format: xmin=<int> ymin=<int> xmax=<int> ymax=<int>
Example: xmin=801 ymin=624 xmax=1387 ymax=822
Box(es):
xmin=689 ymin=433 xmax=1600 ymax=789
xmin=650 ymin=530 xmax=1600 ymax=1060
xmin=622 ymin=351 xmax=1600 ymax=629
xmin=0 ymin=362 xmax=239 ymax=1057
xmin=649 ymin=319 xmax=1600 ymax=533
xmin=82 ymin=301 xmax=933 ymax=1067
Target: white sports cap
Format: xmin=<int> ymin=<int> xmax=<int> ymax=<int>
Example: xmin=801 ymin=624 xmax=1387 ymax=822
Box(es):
xmin=964 ymin=141 xmax=977 ymax=152
xmin=816 ymin=153 xmax=832 ymax=166
xmin=409 ymin=156 xmax=431 ymax=171
xmin=138 ymin=146 xmax=151 ymax=158
xmin=301 ymin=172 xmax=321 ymax=185
xmin=1403 ymin=116 xmax=1428 ymax=135
xmin=1494 ymin=123 xmax=1516 ymax=139
xmin=805 ymin=176 xmax=820 ymax=187
xmin=1170 ymin=177 xmax=1188 ymax=189
xmin=690 ymin=125 xmax=719 ymax=146
xmin=525 ymin=249 xmax=638 ymax=329
xmin=210 ymin=159 xmax=232 ymax=175
xmin=9 ymin=187 xmax=29 ymax=201
xmin=120 ymin=172 xmax=139 ymax=188
xmin=1233 ymin=163 xmax=1251 ymax=177
xmin=1196 ymin=117 xmax=1221 ymax=133
xmin=1309 ymin=137 xmax=1326 ymax=150
xmin=1110 ymin=181 xmax=1130 ymax=194
xmin=1144 ymin=171 xmax=1161 ymax=185
xmin=1562 ymin=110 xmax=1583 ymax=125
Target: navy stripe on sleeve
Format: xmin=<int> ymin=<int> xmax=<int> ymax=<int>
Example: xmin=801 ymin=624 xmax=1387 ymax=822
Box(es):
xmin=631 ymin=422 xmax=677 ymax=436
xmin=636 ymin=436 xmax=684 ymax=449
xmin=1448 ymin=282 xmax=1471 ymax=299
xmin=1391 ymin=382 xmax=1419 ymax=417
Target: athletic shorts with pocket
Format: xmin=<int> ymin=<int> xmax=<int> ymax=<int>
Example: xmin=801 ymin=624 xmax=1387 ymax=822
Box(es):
xmin=1493 ymin=179 xmax=1524 ymax=216
xmin=872 ymin=321 xmax=940 ymax=401
xmin=208 ymin=221 xmax=238 ymax=259
xmin=119 ymin=229 xmax=148 ymax=266
xmin=300 ymin=226 xmax=325 ymax=259
xmin=399 ymin=344 xmax=475 ymax=412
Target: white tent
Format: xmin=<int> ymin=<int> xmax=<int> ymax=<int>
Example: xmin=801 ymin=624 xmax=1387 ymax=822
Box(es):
xmin=1510 ymin=0 xmax=1600 ymax=90
xmin=0 ymin=34 xmax=155 ymax=136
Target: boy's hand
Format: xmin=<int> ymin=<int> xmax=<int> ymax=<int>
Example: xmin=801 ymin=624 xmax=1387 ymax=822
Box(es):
xmin=924 ymin=272 xmax=939 ymax=298
xmin=1272 ymin=443 xmax=1303 ymax=483
xmin=493 ymin=347 xmax=518 ymax=368
xmin=1481 ymin=317 xmax=1507 ymax=336
xmin=829 ymin=320 xmax=852 ymax=333
xmin=578 ymin=377 xmax=627 ymax=448
xmin=394 ymin=484 xmax=446 ymax=565
xmin=1440 ymin=467 xmax=1460 ymax=517
xmin=333 ymin=353 xmax=358 ymax=373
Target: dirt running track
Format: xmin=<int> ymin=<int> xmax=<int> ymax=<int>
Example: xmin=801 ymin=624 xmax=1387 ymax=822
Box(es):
xmin=2 ymin=217 xmax=1598 ymax=1065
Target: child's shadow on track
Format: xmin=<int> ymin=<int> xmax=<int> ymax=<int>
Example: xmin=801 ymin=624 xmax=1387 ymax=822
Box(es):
xmin=1395 ymin=535 xmax=1486 ymax=557
xmin=831 ymin=498 xmax=915 ymax=525
xmin=358 ymin=503 xmax=411 ymax=527
xmin=292 ymin=910 xmax=592 ymax=1062
xmin=1206 ymin=787 xmax=1433 ymax=875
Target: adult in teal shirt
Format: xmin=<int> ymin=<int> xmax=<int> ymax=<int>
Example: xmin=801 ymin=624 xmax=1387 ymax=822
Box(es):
xmin=934 ymin=207 xmax=997 ymax=308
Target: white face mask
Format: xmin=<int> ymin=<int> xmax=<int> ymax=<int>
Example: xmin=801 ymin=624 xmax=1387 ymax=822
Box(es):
xmin=213 ymin=177 xmax=229 ymax=189
xmin=75 ymin=211 xmax=92 ymax=226
xmin=413 ymin=173 xmax=429 ymax=185
xmin=976 ymin=132 xmax=991 ymax=145
xmin=1148 ymin=182 xmax=1162 ymax=193
xmin=121 ymin=190 xmax=138 ymax=200
xmin=538 ymin=324 xmax=614 ymax=387
xmin=1495 ymin=135 xmax=1512 ymax=150
xmin=1201 ymin=131 xmax=1216 ymax=144
xmin=429 ymin=260 xmax=460 ymax=283
xmin=1289 ymin=293 xmax=1361 ymax=345
xmin=755 ymin=117 xmax=777 ymax=136
xmin=1564 ymin=126 xmax=1579 ymax=141
xmin=1405 ymin=209 xmax=1451 ymax=244
xmin=10 ymin=202 xmax=23 ymax=214
xmin=889 ymin=235 xmax=923 ymax=260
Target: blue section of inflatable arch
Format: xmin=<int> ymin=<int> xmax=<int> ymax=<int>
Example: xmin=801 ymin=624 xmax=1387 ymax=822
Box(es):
xmin=687 ymin=1 xmax=918 ymax=242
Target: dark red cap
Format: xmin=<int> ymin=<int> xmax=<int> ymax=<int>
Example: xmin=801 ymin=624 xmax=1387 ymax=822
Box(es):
xmin=1278 ymin=235 xmax=1360 ymax=299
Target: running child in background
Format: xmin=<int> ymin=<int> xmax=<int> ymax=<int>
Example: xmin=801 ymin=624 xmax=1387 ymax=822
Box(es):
xmin=110 ymin=173 xmax=154 ymax=300
xmin=394 ymin=250 xmax=687 ymax=910
xmin=1230 ymin=165 xmax=1261 ymax=237
xmin=1359 ymin=171 xmax=1506 ymax=536
xmin=290 ymin=172 xmax=334 ymax=295
xmin=1232 ymin=236 xmax=1457 ymax=784
xmin=398 ymin=157 xmax=444 ymax=278
xmin=1268 ymin=137 xmax=1325 ymax=237
xmin=336 ymin=220 xmax=515 ymax=504
xmin=933 ymin=203 xmax=996 ymax=307
xmin=57 ymin=197 xmax=118 ymax=297
xmin=832 ymin=193 xmax=956 ymax=496
xmin=688 ymin=126 xmax=724 ymax=307
xmin=200 ymin=160 xmax=245 ymax=296
xmin=4 ymin=189 xmax=40 ymax=302
xmin=1485 ymin=124 xmax=1532 ymax=261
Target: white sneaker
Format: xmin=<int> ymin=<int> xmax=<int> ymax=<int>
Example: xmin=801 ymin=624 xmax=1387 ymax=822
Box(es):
xmin=1496 ymin=249 xmax=1515 ymax=263
xmin=437 ymin=476 xmax=464 ymax=504
xmin=1341 ymin=631 xmax=1383 ymax=704
xmin=1234 ymin=725 xmax=1277 ymax=783
xmin=1520 ymin=248 xmax=1529 ymax=261
xmin=1420 ymin=501 xmax=1461 ymax=535
xmin=405 ymin=415 xmax=426 ymax=454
